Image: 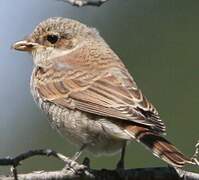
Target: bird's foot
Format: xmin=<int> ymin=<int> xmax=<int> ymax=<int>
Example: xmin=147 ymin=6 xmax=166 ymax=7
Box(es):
xmin=82 ymin=157 xmax=90 ymax=169
xmin=64 ymin=159 xmax=87 ymax=175
xmin=116 ymin=159 xmax=126 ymax=178
xmin=116 ymin=159 xmax=124 ymax=170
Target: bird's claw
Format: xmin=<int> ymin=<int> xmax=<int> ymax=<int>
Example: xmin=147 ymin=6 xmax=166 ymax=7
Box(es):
xmin=65 ymin=160 xmax=87 ymax=175
xmin=82 ymin=157 xmax=90 ymax=169
xmin=116 ymin=160 xmax=124 ymax=170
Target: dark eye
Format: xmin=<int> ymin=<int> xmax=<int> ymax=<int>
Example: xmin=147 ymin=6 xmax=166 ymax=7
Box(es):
xmin=47 ymin=34 xmax=59 ymax=44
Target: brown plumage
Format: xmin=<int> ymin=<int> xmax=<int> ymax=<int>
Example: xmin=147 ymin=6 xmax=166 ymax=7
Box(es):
xmin=13 ymin=17 xmax=194 ymax=168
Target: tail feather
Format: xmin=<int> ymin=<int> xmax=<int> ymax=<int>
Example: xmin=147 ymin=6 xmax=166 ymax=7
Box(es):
xmin=125 ymin=125 xmax=193 ymax=167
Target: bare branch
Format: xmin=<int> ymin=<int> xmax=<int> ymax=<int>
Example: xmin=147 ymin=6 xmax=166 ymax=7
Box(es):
xmin=0 ymin=149 xmax=70 ymax=166
xmin=0 ymin=149 xmax=89 ymax=179
xmin=58 ymin=0 xmax=110 ymax=7
xmin=1 ymin=166 xmax=199 ymax=180
xmin=1 ymin=149 xmax=199 ymax=180
xmin=191 ymin=140 xmax=199 ymax=166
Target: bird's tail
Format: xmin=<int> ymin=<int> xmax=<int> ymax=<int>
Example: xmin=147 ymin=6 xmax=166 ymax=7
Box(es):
xmin=125 ymin=125 xmax=195 ymax=167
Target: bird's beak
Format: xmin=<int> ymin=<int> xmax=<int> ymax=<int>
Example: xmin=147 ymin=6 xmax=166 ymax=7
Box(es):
xmin=12 ymin=40 xmax=39 ymax=52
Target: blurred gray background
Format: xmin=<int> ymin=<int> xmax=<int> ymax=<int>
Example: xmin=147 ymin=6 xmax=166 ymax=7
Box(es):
xmin=0 ymin=0 xmax=198 ymax=174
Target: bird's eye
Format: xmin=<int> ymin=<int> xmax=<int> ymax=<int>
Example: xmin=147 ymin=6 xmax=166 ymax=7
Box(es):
xmin=46 ymin=34 xmax=59 ymax=44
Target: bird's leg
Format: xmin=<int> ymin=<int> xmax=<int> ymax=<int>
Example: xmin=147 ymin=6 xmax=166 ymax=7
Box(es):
xmin=65 ymin=145 xmax=87 ymax=174
xmin=71 ymin=144 xmax=86 ymax=161
xmin=116 ymin=141 xmax=127 ymax=169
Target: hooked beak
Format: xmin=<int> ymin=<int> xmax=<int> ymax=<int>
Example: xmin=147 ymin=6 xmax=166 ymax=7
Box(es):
xmin=12 ymin=40 xmax=39 ymax=52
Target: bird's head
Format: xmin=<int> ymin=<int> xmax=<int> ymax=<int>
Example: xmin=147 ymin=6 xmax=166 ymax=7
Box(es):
xmin=12 ymin=17 xmax=98 ymax=67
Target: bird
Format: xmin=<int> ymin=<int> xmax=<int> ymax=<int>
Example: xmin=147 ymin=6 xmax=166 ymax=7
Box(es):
xmin=12 ymin=17 xmax=195 ymax=168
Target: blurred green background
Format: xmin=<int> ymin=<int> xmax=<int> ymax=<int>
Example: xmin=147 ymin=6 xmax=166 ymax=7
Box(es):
xmin=0 ymin=0 xmax=198 ymax=174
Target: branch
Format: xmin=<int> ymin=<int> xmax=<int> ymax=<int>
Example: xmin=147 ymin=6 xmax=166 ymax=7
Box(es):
xmin=1 ymin=166 xmax=199 ymax=180
xmin=1 ymin=149 xmax=199 ymax=180
xmin=0 ymin=149 xmax=69 ymax=166
xmin=58 ymin=0 xmax=110 ymax=7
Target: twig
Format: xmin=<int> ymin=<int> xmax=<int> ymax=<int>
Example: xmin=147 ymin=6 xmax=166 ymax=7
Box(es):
xmin=1 ymin=166 xmax=199 ymax=180
xmin=191 ymin=140 xmax=199 ymax=166
xmin=0 ymin=149 xmax=199 ymax=180
xmin=0 ymin=149 xmax=69 ymax=166
xmin=0 ymin=149 xmax=90 ymax=179
xmin=10 ymin=166 xmax=18 ymax=180
xmin=58 ymin=0 xmax=110 ymax=7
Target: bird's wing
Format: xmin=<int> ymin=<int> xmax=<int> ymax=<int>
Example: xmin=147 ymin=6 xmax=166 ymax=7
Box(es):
xmin=34 ymin=53 xmax=165 ymax=134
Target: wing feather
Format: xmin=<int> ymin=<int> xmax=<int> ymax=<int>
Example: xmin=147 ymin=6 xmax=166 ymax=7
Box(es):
xmin=34 ymin=59 xmax=166 ymax=133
